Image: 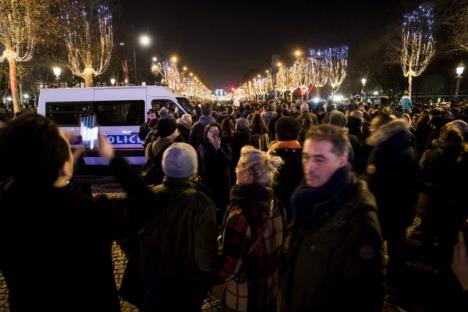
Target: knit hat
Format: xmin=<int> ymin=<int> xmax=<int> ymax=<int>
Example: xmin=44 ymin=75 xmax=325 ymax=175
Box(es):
xmin=329 ymin=110 xmax=347 ymax=128
xmin=162 ymin=143 xmax=198 ymax=178
xmin=157 ymin=118 xmax=177 ymax=137
xmin=275 ymin=116 xmax=300 ymax=141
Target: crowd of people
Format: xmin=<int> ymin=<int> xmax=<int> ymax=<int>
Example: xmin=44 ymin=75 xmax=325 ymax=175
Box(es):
xmin=0 ymin=95 xmax=467 ymax=312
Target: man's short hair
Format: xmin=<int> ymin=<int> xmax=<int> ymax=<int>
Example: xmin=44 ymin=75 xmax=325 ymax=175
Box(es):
xmin=306 ymin=124 xmax=350 ymax=157
xmin=201 ymin=103 xmax=212 ymax=116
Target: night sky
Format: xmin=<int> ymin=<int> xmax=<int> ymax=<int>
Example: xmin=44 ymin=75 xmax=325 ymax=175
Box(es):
xmin=120 ymin=0 xmax=418 ymax=89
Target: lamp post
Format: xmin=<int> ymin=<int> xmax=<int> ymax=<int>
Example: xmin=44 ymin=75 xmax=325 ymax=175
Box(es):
xmin=52 ymin=67 xmax=62 ymax=88
xmin=361 ymin=78 xmax=367 ymax=100
xmin=132 ymin=34 xmax=152 ymax=85
xmin=455 ymin=61 xmax=465 ymax=97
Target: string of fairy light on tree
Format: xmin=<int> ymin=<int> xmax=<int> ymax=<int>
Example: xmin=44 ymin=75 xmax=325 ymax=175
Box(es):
xmin=0 ymin=0 xmax=36 ymax=113
xmin=401 ymin=5 xmax=436 ymax=97
xmin=151 ymin=56 xmax=213 ymax=101
xmin=61 ymin=0 xmax=113 ymax=88
xmin=233 ymin=46 xmax=349 ymax=101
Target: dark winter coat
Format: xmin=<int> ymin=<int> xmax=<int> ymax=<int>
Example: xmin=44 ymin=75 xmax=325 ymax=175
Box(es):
xmin=198 ymin=141 xmax=232 ymax=216
xmin=0 ymin=158 xmax=152 ymax=312
xmin=269 ymin=141 xmax=303 ymax=221
xmin=281 ymin=168 xmax=384 ymax=312
xmin=138 ymin=178 xmax=217 ymax=311
xmin=366 ymin=119 xmax=419 ymax=236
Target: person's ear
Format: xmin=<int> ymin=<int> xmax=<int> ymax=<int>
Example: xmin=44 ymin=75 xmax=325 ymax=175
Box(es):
xmin=338 ymin=153 xmax=348 ymax=167
xmin=61 ymin=158 xmax=73 ymax=180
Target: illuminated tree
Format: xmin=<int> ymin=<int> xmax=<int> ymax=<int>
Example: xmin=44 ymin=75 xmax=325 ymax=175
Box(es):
xmin=61 ymin=0 xmax=113 ymax=87
xmin=324 ymin=46 xmax=348 ymax=95
xmin=308 ymin=49 xmax=329 ymax=96
xmin=0 ymin=0 xmax=41 ymax=113
xmin=401 ymin=6 xmax=436 ymax=97
xmin=164 ymin=60 xmax=181 ymax=91
xmin=276 ymin=64 xmax=289 ymax=94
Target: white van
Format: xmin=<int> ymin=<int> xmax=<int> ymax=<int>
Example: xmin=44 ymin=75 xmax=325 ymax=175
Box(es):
xmin=38 ymin=86 xmax=193 ymax=166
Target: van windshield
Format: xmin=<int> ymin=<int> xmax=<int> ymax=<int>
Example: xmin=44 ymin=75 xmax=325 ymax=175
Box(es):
xmin=176 ymin=97 xmax=193 ymax=114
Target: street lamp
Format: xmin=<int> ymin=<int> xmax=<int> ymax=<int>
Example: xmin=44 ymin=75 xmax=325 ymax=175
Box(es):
xmin=361 ymin=78 xmax=367 ymax=87
xmin=52 ymin=67 xmax=62 ymax=88
xmin=152 ymin=56 xmax=157 ymax=62
xmin=294 ymin=49 xmax=303 ymax=58
xmin=361 ymin=78 xmax=367 ymax=99
xmin=455 ymin=61 xmax=465 ymax=97
xmin=131 ymin=34 xmax=152 ymax=85
xmin=170 ymin=55 xmax=178 ymax=63
xmin=139 ymin=34 xmax=151 ymax=47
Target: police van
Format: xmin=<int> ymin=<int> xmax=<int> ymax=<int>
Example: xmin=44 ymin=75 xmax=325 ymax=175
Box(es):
xmin=38 ymin=86 xmax=193 ymax=166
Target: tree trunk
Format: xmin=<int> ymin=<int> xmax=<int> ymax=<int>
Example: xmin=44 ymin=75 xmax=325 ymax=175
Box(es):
xmin=408 ymin=75 xmax=413 ymax=97
xmin=7 ymin=55 xmax=21 ymax=114
xmin=84 ymin=71 xmax=94 ymax=88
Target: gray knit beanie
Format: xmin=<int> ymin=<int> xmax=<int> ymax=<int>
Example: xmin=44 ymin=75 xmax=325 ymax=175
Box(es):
xmin=162 ymin=143 xmax=198 ymax=178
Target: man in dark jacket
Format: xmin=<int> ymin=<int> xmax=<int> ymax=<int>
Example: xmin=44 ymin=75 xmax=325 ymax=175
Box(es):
xmin=366 ymin=114 xmax=418 ymax=306
xmin=281 ymin=124 xmax=384 ymax=312
xmin=269 ymin=116 xmax=303 ymax=221
xmin=139 ymin=143 xmax=218 ymax=311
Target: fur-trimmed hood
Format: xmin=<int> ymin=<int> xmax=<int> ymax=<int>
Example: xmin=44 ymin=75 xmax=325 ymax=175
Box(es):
xmin=367 ymin=119 xmax=411 ymax=146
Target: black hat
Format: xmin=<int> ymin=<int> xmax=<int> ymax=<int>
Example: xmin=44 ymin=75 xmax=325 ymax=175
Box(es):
xmin=157 ymin=118 xmax=177 ymax=137
xmin=275 ymin=117 xmax=300 ymax=141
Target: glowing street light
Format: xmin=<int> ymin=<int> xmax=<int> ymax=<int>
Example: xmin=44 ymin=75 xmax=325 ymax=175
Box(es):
xmin=139 ymin=34 xmax=151 ymax=47
xmin=171 ymin=55 xmax=178 ymax=63
xmin=183 ymin=66 xmax=188 ymax=71
xmin=455 ymin=61 xmax=465 ymax=97
xmin=294 ymin=49 xmax=303 ymax=58
xmin=152 ymin=56 xmax=157 ymax=62
xmin=52 ymin=67 xmax=62 ymax=79
xmin=361 ymin=78 xmax=367 ymax=98
xmin=276 ymin=62 xmax=283 ymax=67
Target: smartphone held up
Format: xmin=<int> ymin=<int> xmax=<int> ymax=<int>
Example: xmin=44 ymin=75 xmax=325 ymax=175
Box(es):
xmin=80 ymin=114 xmax=99 ymax=150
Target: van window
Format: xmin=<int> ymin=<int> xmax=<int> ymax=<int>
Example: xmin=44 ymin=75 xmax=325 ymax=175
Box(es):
xmin=151 ymin=99 xmax=177 ymax=113
xmin=45 ymin=100 xmax=144 ymax=126
xmin=46 ymin=102 xmax=93 ymax=125
xmin=151 ymin=99 xmax=176 ymax=110
xmin=95 ymin=100 xmax=145 ymax=126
